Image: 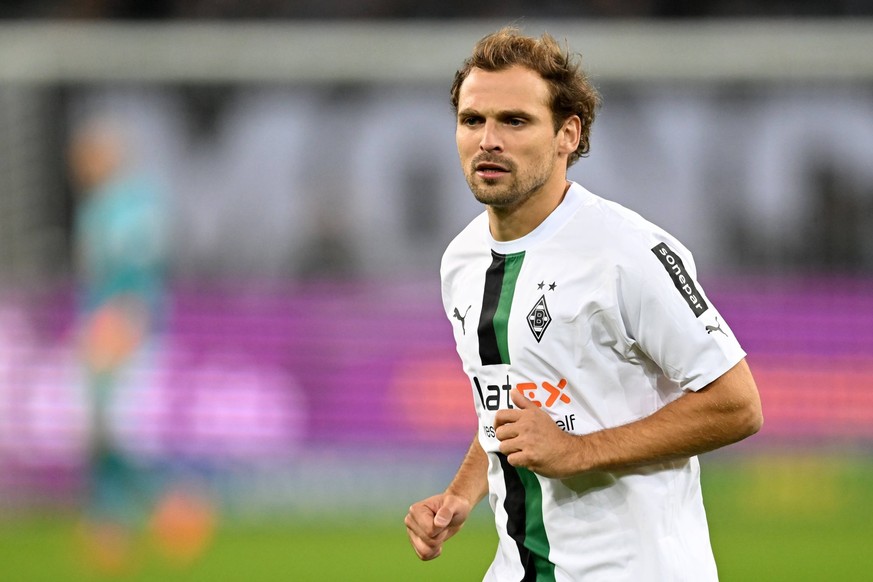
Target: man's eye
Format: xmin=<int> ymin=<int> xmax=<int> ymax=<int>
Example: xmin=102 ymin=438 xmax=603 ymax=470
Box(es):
xmin=508 ymin=118 xmax=525 ymax=127
xmin=461 ymin=117 xmax=482 ymax=126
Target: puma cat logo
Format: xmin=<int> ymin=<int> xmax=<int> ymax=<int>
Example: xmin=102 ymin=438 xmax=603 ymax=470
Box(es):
xmin=706 ymin=316 xmax=728 ymax=337
xmin=453 ymin=305 xmax=472 ymax=335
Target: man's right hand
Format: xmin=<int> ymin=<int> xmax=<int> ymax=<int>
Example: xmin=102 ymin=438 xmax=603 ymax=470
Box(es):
xmin=404 ymin=492 xmax=473 ymax=560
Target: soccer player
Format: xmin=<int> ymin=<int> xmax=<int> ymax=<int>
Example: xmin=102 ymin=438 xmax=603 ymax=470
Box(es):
xmin=69 ymin=117 xmax=169 ymax=572
xmin=404 ymin=27 xmax=763 ymax=581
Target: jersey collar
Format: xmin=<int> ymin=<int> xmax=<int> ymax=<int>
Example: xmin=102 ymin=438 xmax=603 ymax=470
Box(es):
xmin=488 ymin=181 xmax=591 ymax=254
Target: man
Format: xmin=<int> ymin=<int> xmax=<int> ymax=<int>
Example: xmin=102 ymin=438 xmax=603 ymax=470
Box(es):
xmin=69 ymin=118 xmax=173 ymax=572
xmin=404 ymin=27 xmax=763 ymax=581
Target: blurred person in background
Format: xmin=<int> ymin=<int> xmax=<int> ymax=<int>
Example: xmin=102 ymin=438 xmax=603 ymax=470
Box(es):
xmin=405 ymin=27 xmax=763 ymax=581
xmin=69 ymin=117 xmax=213 ymax=573
xmin=69 ymin=116 xmax=167 ymax=573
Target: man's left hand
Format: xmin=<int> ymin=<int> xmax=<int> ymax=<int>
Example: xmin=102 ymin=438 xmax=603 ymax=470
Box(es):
xmin=494 ymin=389 xmax=582 ymax=478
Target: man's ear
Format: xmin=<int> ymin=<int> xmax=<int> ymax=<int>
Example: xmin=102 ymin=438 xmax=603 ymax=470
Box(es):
xmin=558 ymin=116 xmax=582 ymax=156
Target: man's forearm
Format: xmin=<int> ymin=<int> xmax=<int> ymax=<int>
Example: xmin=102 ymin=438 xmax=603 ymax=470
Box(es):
xmin=445 ymin=434 xmax=490 ymax=506
xmin=571 ymin=359 xmax=763 ymax=473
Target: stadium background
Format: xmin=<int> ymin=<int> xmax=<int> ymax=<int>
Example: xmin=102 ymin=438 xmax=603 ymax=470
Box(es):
xmin=1 ymin=3 xmax=873 ymax=581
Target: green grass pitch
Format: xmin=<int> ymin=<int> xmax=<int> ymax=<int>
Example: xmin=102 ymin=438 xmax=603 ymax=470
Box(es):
xmin=2 ymin=455 xmax=872 ymax=581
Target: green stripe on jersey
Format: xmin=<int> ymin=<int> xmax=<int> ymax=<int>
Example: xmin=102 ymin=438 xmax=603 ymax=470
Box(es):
xmin=494 ymin=252 xmax=524 ymax=365
xmin=517 ymin=466 xmax=556 ymax=581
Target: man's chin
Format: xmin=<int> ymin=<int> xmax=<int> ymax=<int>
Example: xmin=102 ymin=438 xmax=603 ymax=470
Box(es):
xmin=470 ymin=180 xmax=512 ymax=204
xmin=472 ymin=191 xmax=518 ymax=207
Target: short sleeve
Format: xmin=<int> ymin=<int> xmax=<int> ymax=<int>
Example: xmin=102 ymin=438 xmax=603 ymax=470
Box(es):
xmin=616 ymin=238 xmax=746 ymax=392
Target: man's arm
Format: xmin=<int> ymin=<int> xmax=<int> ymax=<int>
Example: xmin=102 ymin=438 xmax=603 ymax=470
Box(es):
xmin=494 ymin=358 xmax=763 ymax=478
xmin=443 ymin=435 xmax=490 ymax=503
xmin=404 ymin=435 xmax=489 ymax=560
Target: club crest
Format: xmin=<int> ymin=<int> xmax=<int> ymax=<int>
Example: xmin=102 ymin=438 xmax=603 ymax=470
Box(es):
xmin=527 ymin=295 xmax=551 ymax=342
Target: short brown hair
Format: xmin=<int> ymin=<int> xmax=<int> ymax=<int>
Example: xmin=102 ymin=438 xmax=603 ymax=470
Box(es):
xmin=450 ymin=27 xmax=601 ymax=167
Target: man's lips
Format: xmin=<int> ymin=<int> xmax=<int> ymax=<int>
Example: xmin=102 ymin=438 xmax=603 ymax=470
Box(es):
xmin=474 ymin=161 xmax=510 ymax=178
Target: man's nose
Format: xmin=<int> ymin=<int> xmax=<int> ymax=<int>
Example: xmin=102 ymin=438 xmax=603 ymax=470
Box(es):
xmin=479 ymin=121 xmax=503 ymax=152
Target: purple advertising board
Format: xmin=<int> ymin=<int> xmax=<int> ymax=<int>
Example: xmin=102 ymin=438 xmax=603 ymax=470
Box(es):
xmin=1 ymin=276 xmax=872 ymax=503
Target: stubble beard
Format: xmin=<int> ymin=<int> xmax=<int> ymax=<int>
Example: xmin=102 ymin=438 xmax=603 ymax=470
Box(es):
xmin=466 ymin=152 xmax=556 ymax=210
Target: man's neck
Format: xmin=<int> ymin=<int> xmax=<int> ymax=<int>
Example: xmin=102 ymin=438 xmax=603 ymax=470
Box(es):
xmin=487 ymin=180 xmax=571 ymax=242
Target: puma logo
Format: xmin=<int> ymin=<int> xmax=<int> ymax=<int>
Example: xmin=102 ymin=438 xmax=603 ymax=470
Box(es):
xmin=706 ymin=316 xmax=728 ymax=337
xmin=453 ymin=305 xmax=472 ymax=335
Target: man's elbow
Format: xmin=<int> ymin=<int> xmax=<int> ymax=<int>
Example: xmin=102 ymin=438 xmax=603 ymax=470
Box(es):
xmin=723 ymin=359 xmax=764 ymax=441
xmin=736 ymin=395 xmax=764 ymax=440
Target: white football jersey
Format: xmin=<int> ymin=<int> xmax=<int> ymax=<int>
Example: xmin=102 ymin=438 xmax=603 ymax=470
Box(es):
xmin=440 ymin=182 xmax=745 ymax=582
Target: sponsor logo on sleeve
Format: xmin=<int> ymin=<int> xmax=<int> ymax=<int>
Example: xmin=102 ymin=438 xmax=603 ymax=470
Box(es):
xmin=651 ymin=242 xmax=709 ymax=317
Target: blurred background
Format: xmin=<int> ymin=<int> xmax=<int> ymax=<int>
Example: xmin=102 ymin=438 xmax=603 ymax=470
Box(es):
xmin=1 ymin=2 xmax=872 ymax=581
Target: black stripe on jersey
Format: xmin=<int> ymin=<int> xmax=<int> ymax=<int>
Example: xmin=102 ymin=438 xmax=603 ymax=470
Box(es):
xmin=497 ymin=452 xmax=538 ymax=582
xmin=478 ymin=251 xmax=505 ymax=365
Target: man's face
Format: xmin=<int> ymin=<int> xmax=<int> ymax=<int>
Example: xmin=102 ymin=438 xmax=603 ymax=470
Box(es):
xmin=455 ymin=66 xmax=563 ymax=209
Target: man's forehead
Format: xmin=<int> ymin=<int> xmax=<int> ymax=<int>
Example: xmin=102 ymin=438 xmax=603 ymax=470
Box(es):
xmin=458 ymin=66 xmax=551 ymax=112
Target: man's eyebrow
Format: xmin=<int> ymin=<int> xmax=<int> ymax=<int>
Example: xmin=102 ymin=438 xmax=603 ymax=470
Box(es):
xmin=457 ymin=108 xmax=480 ymax=118
xmin=498 ymin=109 xmax=534 ymax=120
xmin=457 ymin=108 xmax=536 ymax=119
